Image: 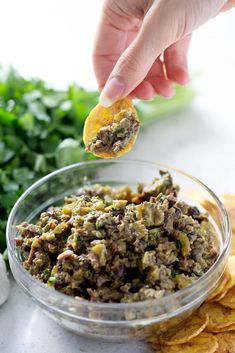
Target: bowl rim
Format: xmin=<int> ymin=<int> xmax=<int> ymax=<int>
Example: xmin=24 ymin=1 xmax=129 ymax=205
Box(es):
xmin=7 ymin=159 xmax=231 ymax=310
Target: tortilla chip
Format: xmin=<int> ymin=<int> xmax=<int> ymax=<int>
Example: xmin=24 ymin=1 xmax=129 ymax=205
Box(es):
xmin=159 ymin=312 xmax=209 ymax=345
xmin=160 ymin=333 xmax=218 ymax=353
xmin=212 ymin=257 xmax=235 ymax=302
xmin=208 ymin=322 xmax=235 ymax=333
xmin=219 ymin=285 xmax=235 ymax=309
xmin=148 ymin=333 xmax=161 ymax=343
xmin=199 ymin=302 xmax=235 ymax=331
xmin=227 ymin=256 xmax=235 ymax=285
xmin=222 ymin=194 xmax=235 ymax=255
xmin=231 ymin=237 xmax=235 ymax=256
xmin=83 ymin=98 xmax=138 ymax=158
xmin=222 ymin=194 xmax=235 ymax=232
xmin=206 ymin=271 xmax=231 ymax=302
xmin=212 ymin=289 xmax=230 ymax=302
xmin=151 ymin=340 xmax=162 ymax=351
xmin=201 ymin=199 xmax=220 ymax=224
xmin=215 ymin=331 xmax=235 ymax=353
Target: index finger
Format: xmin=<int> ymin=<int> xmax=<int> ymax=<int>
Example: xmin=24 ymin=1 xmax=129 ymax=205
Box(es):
xmin=93 ymin=2 xmax=141 ymax=89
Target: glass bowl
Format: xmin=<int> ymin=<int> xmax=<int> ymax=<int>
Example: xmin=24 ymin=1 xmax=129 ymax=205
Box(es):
xmin=6 ymin=160 xmax=231 ymax=341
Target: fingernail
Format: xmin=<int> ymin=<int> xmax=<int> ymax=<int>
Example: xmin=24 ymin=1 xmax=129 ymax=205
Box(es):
xmin=99 ymin=77 xmax=125 ymax=107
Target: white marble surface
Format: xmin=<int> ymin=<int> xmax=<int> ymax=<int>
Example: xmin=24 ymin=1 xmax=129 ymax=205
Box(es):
xmin=0 ymin=2 xmax=235 ymax=353
xmin=0 ymin=279 xmax=148 ymax=353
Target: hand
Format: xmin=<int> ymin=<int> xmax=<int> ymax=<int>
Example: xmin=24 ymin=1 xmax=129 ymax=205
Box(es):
xmin=93 ymin=0 xmax=234 ymax=106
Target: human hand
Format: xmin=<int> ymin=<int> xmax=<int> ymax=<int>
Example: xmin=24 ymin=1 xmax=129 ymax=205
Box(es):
xmin=93 ymin=0 xmax=234 ymax=106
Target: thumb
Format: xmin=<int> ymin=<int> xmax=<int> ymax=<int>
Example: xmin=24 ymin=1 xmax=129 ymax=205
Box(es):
xmin=99 ymin=0 xmax=227 ymax=107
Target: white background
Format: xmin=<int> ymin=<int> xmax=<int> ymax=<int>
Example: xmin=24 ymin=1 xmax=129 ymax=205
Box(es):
xmin=0 ymin=1 xmax=235 ymax=353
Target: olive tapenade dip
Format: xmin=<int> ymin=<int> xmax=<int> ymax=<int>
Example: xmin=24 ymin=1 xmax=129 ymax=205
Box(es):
xmin=83 ymin=98 xmax=139 ymax=158
xmin=16 ymin=172 xmax=219 ymax=303
xmin=86 ymin=109 xmax=140 ymax=157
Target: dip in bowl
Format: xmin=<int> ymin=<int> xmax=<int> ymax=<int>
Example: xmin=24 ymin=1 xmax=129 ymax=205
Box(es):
xmin=6 ymin=160 xmax=231 ymax=341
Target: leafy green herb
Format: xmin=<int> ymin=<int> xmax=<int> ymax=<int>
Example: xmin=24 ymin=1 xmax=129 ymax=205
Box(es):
xmin=0 ymin=67 xmax=195 ymax=252
xmin=2 ymin=248 xmax=9 ymax=268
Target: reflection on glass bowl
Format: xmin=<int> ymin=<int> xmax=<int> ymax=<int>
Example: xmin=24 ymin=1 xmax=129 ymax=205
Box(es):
xmin=7 ymin=160 xmax=231 ymax=341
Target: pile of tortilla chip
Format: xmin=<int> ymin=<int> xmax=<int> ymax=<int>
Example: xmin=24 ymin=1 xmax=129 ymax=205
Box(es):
xmin=148 ymin=194 xmax=235 ymax=353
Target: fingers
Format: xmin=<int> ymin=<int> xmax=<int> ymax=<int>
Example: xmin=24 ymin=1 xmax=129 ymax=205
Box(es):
xmin=131 ymin=77 xmax=174 ymax=101
xmin=99 ymin=31 xmax=157 ymax=106
xmin=130 ymin=81 xmax=156 ymax=100
xmin=98 ymin=0 xmax=229 ymax=107
xmin=93 ymin=1 xmax=141 ymax=90
xmin=94 ymin=54 xmax=119 ymax=91
xmin=221 ymin=0 xmax=235 ymax=11
xmin=99 ymin=0 xmax=193 ymax=106
xmin=131 ymin=58 xmax=175 ymax=100
xmin=164 ymin=35 xmax=191 ymax=85
xmin=149 ymin=77 xmax=175 ymax=98
xmin=146 ymin=58 xmax=175 ymax=98
xmin=97 ymin=33 xmax=189 ymax=102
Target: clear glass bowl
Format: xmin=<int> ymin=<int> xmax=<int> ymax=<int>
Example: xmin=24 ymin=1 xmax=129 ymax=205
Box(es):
xmin=7 ymin=160 xmax=231 ymax=341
